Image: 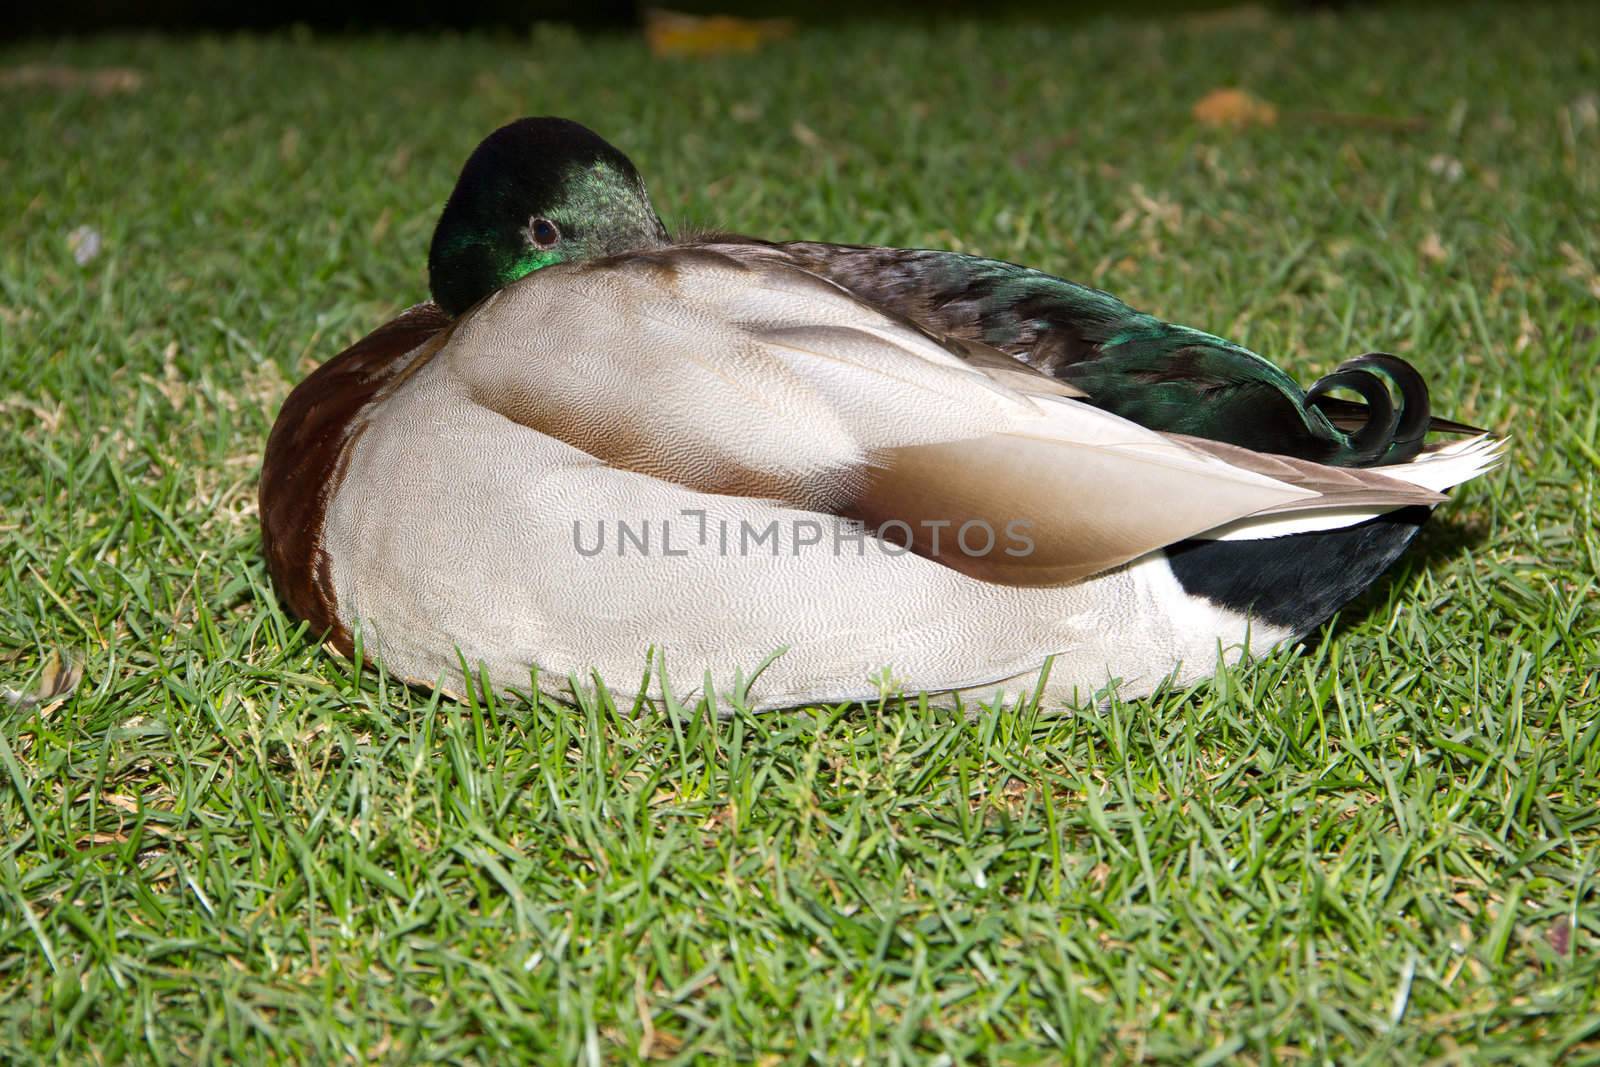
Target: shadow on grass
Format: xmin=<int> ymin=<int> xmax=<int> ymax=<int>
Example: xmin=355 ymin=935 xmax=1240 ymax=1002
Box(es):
xmin=1317 ymin=512 xmax=1490 ymax=644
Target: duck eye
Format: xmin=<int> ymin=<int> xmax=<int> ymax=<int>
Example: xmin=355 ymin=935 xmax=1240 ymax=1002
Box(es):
xmin=529 ymin=217 xmax=560 ymax=248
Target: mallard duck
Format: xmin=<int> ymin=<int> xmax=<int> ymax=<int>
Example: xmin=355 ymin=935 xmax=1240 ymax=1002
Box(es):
xmin=260 ymin=118 xmax=1502 ymax=709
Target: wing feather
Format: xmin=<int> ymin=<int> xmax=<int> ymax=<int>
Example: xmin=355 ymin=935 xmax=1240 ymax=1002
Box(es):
xmin=441 ymin=244 xmax=1446 ymax=585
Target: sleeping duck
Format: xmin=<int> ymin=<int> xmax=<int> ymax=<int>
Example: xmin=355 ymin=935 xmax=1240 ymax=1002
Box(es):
xmin=259 ymin=117 xmax=1502 ymax=709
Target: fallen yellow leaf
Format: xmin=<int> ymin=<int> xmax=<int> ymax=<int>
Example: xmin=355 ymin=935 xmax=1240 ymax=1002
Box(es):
xmin=1 ymin=648 xmax=80 ymax=712
xmin=1192 ymin=88 xmax=1278 ymax=128
xmin=644 ymin=8 xmax=795 ymax=57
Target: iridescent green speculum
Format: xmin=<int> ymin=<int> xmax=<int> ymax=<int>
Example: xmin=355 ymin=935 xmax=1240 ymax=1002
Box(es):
xmin=427 ymin=118 xmax=669 ymax=316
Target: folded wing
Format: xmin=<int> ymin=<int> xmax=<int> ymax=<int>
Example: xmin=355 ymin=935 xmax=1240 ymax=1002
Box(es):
xmin=441 ymin=244 xmax=1445 ymax=586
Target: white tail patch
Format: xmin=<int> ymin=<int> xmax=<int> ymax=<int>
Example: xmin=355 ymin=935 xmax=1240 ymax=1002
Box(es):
xmin=1371 ymin=433 xmax=1508 ymax=493
xmin=1194 ymin=434 xmax=1506 ymax=542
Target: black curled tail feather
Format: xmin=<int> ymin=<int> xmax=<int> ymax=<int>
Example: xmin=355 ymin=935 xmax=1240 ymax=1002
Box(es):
xmin=1307 ymin=352 xmax=1432 ymax=466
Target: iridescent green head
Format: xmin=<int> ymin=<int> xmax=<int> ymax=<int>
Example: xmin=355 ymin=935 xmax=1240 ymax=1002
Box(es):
xmin=427 ymin=117 xmax=671 ymax=316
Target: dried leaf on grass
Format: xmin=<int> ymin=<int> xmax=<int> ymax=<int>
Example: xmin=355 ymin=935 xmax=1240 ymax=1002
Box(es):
xmin=1429 ymin=154 xmax=1466 ymax=182
xmin=2 ymin=650 xmax=81 ymax=712
xmin=68 ymin=225 xmax=102 ymax=266
xmin=0 ymin=65 xmax=144 ymax=95
xmin=1194 ymin=87 xmax=1427 ymax=134
xmin=1193 ymin=88 xmax=1278 ymax=128
xmin=1419 ymin=232 xmax=1450 ymax=263
xmin=644 ymin=8 xmax=795 ymax=57
xmin=790 ymin=121 xmax=822 ymax=149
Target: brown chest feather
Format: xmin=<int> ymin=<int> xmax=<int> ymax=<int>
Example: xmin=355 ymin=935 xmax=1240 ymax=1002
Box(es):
xmin=258 ymin=303 xmax=452 ymax=655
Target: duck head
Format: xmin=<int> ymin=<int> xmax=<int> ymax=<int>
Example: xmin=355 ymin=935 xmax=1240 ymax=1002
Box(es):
xmin=427 ymin=117 xmax=670 ymax=315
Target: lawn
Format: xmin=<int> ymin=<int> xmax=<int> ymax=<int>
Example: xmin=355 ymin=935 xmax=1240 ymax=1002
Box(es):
xmin=2 ymin=2 xmax=1598 ymax=1061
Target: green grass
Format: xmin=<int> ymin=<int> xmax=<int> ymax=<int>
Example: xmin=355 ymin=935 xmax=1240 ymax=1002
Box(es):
xmin=2 ymin=3 xmax=1598 ymax=1061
